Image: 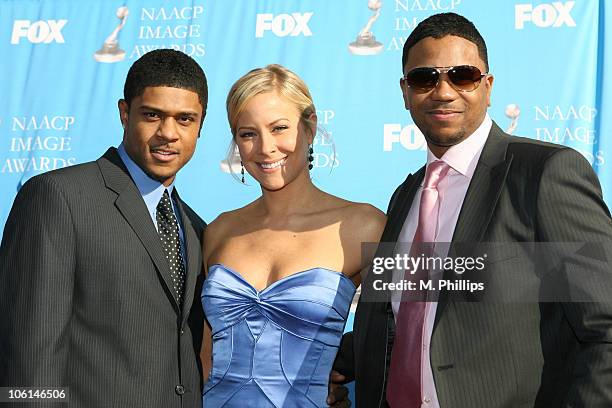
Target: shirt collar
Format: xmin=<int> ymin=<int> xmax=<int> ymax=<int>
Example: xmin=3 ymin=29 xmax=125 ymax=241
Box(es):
xmin=117 ymin=143 xmax=175 ymax=211
xmin=426 ymin=113 xmax=492 ymax=179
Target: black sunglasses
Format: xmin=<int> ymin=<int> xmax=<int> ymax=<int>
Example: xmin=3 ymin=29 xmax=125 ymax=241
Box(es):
xmin=402 ymin=65 xmax=488 ymax=93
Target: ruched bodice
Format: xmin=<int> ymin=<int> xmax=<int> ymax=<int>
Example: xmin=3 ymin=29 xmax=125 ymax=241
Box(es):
xmin=202 ymin=264 xmax=356 ymax=407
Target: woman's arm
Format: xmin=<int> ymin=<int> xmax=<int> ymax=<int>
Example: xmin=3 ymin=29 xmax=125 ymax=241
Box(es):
xmin=200 ymin=225 xmax=215 ymax=384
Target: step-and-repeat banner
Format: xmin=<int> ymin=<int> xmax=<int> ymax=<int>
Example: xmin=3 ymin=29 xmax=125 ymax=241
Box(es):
xmin=1 ymin=0 xmax=610 ymax=229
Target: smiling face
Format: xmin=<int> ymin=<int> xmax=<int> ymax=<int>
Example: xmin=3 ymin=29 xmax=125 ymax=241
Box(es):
xmin=234 ymin=91 xmax=315 ymax=192
xmin=400 ymin=35 xmax=493 ymax=157
xmin=119 ymin=86 xmax=204 ymax=186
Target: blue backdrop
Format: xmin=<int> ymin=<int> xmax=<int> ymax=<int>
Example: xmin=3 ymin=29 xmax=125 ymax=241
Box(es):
xmin=1 ymin=0 xmax=610 ymax=241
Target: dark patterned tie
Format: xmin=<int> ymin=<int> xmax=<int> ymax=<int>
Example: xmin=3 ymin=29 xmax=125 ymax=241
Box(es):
xmin=156 ymin=189 xmax=185 ymax=305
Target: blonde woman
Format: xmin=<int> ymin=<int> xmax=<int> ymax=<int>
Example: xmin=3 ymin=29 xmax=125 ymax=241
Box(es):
xmin=201 ymin=65 xmax=385 ymax=407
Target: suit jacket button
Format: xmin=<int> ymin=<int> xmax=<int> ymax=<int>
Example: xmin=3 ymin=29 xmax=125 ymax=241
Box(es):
xmin=175 ymin=385 xmax=185 ymax=395
xmin=181 ymin=329 xmax=185 ymax=335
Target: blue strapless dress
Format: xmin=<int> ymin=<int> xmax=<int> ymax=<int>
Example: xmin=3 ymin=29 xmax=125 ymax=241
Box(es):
xmin=202 ymin=264 xmax=356 ymax=407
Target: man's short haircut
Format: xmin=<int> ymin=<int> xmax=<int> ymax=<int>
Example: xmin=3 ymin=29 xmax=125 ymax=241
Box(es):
xmin=402 ymin=12 xmax=489 ymax=73
xmin=123 ymin=49 xmax=208 ymax=113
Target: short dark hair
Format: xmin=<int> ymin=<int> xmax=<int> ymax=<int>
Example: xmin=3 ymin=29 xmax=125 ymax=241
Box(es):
xmin=123 ymin=49 xmax=208 ymax=113
xmin=402 ymin=13 xmax=488 ymax=73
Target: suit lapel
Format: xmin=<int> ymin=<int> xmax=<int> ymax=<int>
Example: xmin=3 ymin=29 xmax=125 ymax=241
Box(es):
xmin=364 ymin=169 xmax=424 ymax=295
xmin=97 ymin=148 xmax=180 ymax=314
xmin=382 ymin=168 xmax=425 ymax=243
xmin=434 ymin=123 xmax=514 ymax=326
xmin=359 ymin=170 xmax=424 ymax=348
xmin=173 ymin=192 xmax=201 ymax=324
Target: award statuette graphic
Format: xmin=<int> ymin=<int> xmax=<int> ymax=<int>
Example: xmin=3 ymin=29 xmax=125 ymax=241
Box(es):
xmin=348 ymin=0 xmax=383 ymax=55
xmin=94 ymin=6 xmax=129 ymax=63
xmin=220 ymin=145 xmax=242 ymax=175
xmin=505 ymin=104 xmax=520 ymax=135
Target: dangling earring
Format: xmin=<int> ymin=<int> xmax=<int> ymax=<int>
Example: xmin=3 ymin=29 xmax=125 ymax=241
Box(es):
xmin=240 ymin=161 xmax=245 ymax=184
xmin=308 ymin=145 xmax=314 ymax=170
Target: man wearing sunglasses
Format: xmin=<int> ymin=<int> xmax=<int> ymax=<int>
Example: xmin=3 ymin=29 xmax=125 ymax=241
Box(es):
xmin=331 ymin=12 xmax=612 ymax=408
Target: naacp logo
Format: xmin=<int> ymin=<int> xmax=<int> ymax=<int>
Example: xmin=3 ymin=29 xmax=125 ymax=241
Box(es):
xmin=388 ymin=0 xmax=463 ymax=51
xmin=533 ymin=104 xmax=602 ymax=166
xmin=11 ymin=20 xmax=67 ymax=44
xmin=3 ymin=115 xmax=77 ymax=174
xmin=255 ymin=12 xmax=313 ymax=38
xmin=515 ymin=1 xmax=576 ymax=29
xmin=395 ymin=0 xmax=462 ymax=12
xmin=130 ymin=6 xmax=206 ymax=59
xmin=94 ymin=7 xmax=129 ymax=63
xmin=312 ymin=110 xmax=340 ymax=169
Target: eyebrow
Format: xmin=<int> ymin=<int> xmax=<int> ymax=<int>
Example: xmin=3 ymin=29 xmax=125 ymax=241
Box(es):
xmin=237 ymin=118 xmax=291 ymax=132
xmin=138 ymin=105 xmax=200 ymax=116
xmin=269 ymin=118 xmax=290 ymax=125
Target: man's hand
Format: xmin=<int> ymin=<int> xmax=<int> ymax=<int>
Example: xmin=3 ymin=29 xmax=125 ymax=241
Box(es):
xmin=327 ymin=370 xmax=350 ymax=407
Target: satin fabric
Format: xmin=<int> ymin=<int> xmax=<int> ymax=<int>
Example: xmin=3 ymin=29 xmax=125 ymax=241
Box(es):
xmin=202 ymin=264 xmax=356 ymax=407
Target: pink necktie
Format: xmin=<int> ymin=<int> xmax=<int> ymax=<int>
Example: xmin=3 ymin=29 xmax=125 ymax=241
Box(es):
xmin=386 ymin=160 xmax=451 ymax=408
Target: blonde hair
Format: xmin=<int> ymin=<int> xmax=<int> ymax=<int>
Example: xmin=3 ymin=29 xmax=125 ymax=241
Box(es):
xmin=226 ymin=64 xmax=316 ymax=137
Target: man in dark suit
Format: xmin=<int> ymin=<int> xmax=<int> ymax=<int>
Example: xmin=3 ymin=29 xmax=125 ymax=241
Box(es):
xmin=330 ymin=12 xmax=612 ymax=408
xmin=0 ymin=49 xmax=207 ymax=407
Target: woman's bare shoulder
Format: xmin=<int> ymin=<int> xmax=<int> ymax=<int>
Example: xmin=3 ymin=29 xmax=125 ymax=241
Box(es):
xmin=323 ymin=196 xmax=387 ymax=240
xmin=312 ymin=195 xmax=387 ymax=264
xmin=346 ymin=202 xmax=386 ymax=241
xmin=203 ymin=203 xmax=258 ymax=251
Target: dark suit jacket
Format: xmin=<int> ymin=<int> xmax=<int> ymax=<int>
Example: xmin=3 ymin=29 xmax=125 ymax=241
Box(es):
xmin=335 ymin=123 xmax=612 ymax=407
xmin=0 ymin=148 xmax=206 ymax=408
